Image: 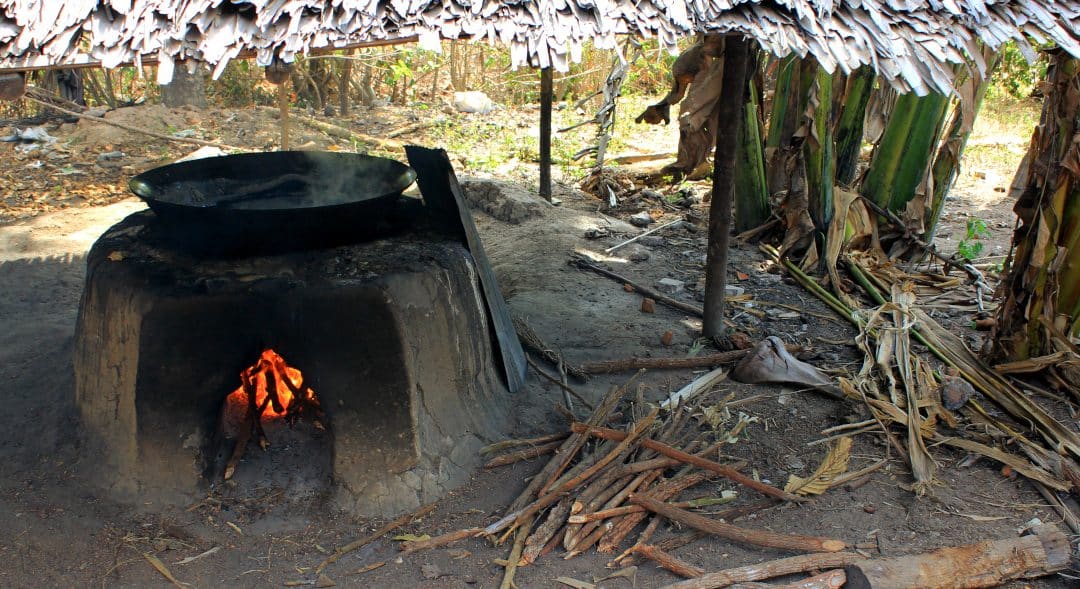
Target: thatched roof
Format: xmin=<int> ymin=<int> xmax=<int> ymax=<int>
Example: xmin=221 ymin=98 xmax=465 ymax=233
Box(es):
xmin=0 ymin=1 xmax=1078 ymax=95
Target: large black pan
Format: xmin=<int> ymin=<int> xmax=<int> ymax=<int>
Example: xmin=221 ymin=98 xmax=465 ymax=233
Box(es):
xmin=129 ymin=151 xmax=418 ymax=255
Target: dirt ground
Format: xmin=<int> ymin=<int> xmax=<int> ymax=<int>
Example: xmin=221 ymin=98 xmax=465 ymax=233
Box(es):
xmin=0 ymin=100 xmax=1076 ymax=588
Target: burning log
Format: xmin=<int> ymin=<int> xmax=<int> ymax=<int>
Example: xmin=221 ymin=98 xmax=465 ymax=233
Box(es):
xmin=211 ymin=349 xmax=324 ymax=481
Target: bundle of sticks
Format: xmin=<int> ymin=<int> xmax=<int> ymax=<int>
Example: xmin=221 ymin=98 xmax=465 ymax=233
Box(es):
xmin=398 ymin=371 xmax=848 ymax=588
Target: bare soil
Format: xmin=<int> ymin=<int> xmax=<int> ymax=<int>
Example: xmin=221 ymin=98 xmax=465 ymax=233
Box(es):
xmin=0 ymin=100 xmax=1075 ymax=588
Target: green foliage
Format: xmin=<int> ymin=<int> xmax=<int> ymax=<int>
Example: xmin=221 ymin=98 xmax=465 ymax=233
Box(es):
xmin=207 ymin=60 xmax=275 ymax=106
xmin=957 ymin=218 xmax=990 ymax=261
xmin=989 ymin=41 xmax=1048 ymax=99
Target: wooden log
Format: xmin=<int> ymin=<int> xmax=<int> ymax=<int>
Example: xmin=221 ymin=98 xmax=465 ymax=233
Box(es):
xmin=633 ymin=544 xmax=705 ymax=578
xmin=571 ymin=423 xmax=801 ymax=502
xmin=843 ymin=524 xmax=1070 ymax=589
xmin=539 ymin=67 xmax=553 ymax=201
xmin=521 ymin=498 xmax=571 ymax=564
xmin=631 ymin=495 xmax=846 ymax=553
xmin=703 ymin=35 xmax=751 ymax=339
xmin=483 ymin=440 xmax=563 ymax=468
xmin=660 ymin=524 xmax=1069 ymax=589
xmin=728 ymin=569 xmax=846 ymax=589
xmin=481 ymin=432 xmax=569 ymax=455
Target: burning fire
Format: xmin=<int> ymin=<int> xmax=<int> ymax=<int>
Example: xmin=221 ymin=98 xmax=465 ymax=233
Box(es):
xmin=219 ymin=349 xmax=323 ymax=480
xmin=217 ymin=350 xmax=321 ymax=477
xmin=225 ymin=349 xmax=316 ymax=420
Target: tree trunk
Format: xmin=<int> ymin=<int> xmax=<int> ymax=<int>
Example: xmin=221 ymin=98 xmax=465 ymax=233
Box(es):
xmin=703 ymin=35 xmax=751 ymax=340
xmin=160 ymin=63 xmax=207 ymax=108
xmin=991 ymin=50 xmax=1080 ymax=363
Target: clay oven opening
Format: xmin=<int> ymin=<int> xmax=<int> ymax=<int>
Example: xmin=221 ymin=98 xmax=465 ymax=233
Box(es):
xmin=134 ymin=291 xmax=414 ymax=501
xmin=74 ymin=149 xmax=524 ymax=517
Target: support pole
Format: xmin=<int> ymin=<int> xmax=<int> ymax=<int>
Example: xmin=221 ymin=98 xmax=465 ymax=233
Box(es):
xmin=703 ymin=35 xmax=751 ymax=340
xmin=539 ymin=67 xmax=553 ymax=201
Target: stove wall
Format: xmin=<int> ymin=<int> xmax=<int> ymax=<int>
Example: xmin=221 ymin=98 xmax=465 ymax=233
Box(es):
xmin=75 ymin=212 xmax=510 ymax=516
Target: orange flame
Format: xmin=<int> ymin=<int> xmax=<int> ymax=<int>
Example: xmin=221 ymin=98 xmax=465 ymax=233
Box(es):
xmin=225 ymin=349 xmax=316 ymax=420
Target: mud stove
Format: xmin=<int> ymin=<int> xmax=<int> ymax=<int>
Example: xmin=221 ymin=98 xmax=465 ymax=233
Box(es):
xmin=73 ymin=149 xmax=525 ymax=516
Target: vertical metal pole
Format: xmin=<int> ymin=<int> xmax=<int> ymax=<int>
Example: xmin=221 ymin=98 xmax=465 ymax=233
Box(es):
xmin=539 ymin=67 xmax=553 ymax=201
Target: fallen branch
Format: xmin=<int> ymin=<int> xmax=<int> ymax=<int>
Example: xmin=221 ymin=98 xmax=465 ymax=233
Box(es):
xmin=483 ymin=440 xmax=564 ymax=469
xmin=514 ymin=315 xmax=588 ymax=380
xmin=316 ymin=503 xmax=436 ymax=573
xmin=660 ymin=552 xmax=863 ymax=588
xmin=570 ymin=256 xmax=704 ymax=317
xmin=634 ymin=544 xmax=704 ymax=578
xmin=571 ymin=423 xmax=801 ymax=502
xmin=481 ymin=432 xmax=569 ymax=455
xmin=606 ymin=218 xmax=684 ymax=254
xmin=631 ymin=495 xmax=846 ymax=553
xmin=581 ymin=345 xmax=802 ymax=375
xmin=23 ymin=94 xmax=243 ymax=151
xmin=526 ymin=355 xmax=594 ymax=409
xmin=499 ymin=516 xmax=531 ymax=589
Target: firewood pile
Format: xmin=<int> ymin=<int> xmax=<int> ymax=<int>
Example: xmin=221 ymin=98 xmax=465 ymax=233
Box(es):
xmin=345 ymin=367 xmax=1069 ymax=589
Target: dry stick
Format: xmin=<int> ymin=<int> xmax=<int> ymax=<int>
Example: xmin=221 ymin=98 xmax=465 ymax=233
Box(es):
xmin=633 ymin=544 xmax=705 ymax=578
xmin=564 ymin=470 xmax=637 ymax=550
xmin=22 ymin=94 xmax=243 ymax=150
xmin=521 ymin=370 xmax=641 ymax=508
xmin=483 ymin=440 xmax=564 ymax=469
xmin=581 ymin=345 xmax=803 ymax=375
xmin=499 ymin=516 xmax=532 ymax=589
xmin=657 ymin=552 xmax=863 ymax=589
xmin=570 ymin=256 xmax=704 ymax=316
xmin=617 ymin=456 xmax=682 ymax=476
xmin=526 ymin=355 xmax=594 ymax=410
xmin=605 ymin=218 xmax=685 ymax=253
xmin=481 ymin=432 xmax=569 ymax=455
xmin=568 ymin=470 xmax=663 ymax=555
xmin=582 ymin=350 xmax=749 ymax=375
xmin=571 ymin=423 xmax=802 ymax=502
xmin=570 ymin=496 xmax=736 ymax=524
xmin=510 ymin=408 xmax=660 ymax=530
xmin=514 ymin=315 xmax=588 ymax=380
xmin=564 ymin=521 xmax=613 ymax=559
xmin=598 ymin=472 xmax=711 ymax=553
xmin=614 ymin=515 xmax=663 ymax=566
xmin=521 ymin=498 xmax=572 ymax=564
xmin=316 ymin=503 xmax=437 ymax=573
xmin=632 ymin=495 xmax=846 ymax=553
xmin=400 ymin=527 xmax=482 ymax=553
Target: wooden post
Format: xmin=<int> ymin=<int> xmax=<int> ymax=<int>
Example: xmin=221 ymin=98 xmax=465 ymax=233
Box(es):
xmin=539 ymin=67 xmax=553 ymax=201
xmin=703 ymin=35 xmax=751 ymax=340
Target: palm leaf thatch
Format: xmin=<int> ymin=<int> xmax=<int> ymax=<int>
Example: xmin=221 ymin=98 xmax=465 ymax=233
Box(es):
xmin=0 ymin=0 xmax=1077 ymax=96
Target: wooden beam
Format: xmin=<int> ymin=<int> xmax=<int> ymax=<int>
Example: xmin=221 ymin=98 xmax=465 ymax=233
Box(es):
xmin=0 ymin=36 xmax=421 ymax=76
xmin=703 ymin=35 xmax=751 ymax=340
xmin=539 ymin=66 xmax=554 ymax=201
